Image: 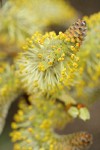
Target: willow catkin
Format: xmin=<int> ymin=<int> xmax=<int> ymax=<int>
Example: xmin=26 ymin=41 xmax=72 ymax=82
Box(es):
xmin=17 ymin=19 xmax=86 ymax=96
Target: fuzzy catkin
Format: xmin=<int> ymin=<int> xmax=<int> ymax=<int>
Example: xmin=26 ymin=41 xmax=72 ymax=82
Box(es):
xmin=17 ymin=19 xmax=86 ymax=97
xmin=10 ymin=97 xmax=92 ymax=150
xmin=73 ymin=12 xmax=100 ymax=104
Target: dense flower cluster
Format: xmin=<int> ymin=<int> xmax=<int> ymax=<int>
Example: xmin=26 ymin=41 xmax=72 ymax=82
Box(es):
xmin=0 ymin=1 xmax=99 ymax=148
xmin=73 ymin=13 xmax=100 ymax=104
xmin=10 ymin=0 xmax=78 ymax=25
xmin=0 ymin=0 xmax=77 ymax=54
xmin=17 ymin=19 xmax=86 ymax=97
xmin=0 ymin=62 xmax=20 ymax=133
xmin=10 ymin=97 xmax=92 ymax=150
xmin=0 ymin=62 xmax=20 ymax=105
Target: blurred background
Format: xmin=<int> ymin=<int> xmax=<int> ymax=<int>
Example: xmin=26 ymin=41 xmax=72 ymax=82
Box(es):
xmin=0 ymin=0 xmax=100 ymax=150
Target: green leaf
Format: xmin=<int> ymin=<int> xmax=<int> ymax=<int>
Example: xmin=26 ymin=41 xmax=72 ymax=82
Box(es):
xmin=68 ymin=106 xmax=79 ymax=118
xmin=79 ymin=107 xmax=90 ymax=121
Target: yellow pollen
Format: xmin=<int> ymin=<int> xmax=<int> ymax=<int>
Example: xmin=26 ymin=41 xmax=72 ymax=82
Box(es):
xmin=28 ymin=128 xmax=33 ymax=133
xmin=73 ymin=62 xmax=78 ymax=68
xmin=66 ymin=37 xmax=70 ymax=42
xmin=71 ymin=54 xmax=75 ymax=59
xmin=71 ymin=38 xmax=75 ymax=43
xmin=76 ymin=57 xmax=80 ymax=61
xmin=76 ymin=43 xmax=80 ymax=47
xmin=38 ymin=63 xmax=45 ymax=71
xmin=70 ymin=46 xmax=76 ymax=51
xmin=38 ymin=53 xmax=43 ymax=58
xmin=48 ymin=61 xmax=53 ymax=65
xmin=11 ymin=122 xmax=18 ymax=129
